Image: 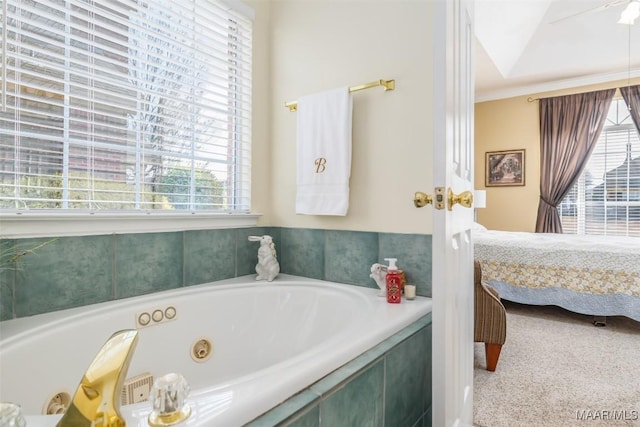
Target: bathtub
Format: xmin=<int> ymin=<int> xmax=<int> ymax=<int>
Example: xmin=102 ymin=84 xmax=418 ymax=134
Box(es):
xmin=0 ymin=274 xmax=432 ymax=426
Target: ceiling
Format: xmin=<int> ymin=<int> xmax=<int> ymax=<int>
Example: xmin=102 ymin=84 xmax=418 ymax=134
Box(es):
xmin=475 ymin=0 xmax=640 ymax=102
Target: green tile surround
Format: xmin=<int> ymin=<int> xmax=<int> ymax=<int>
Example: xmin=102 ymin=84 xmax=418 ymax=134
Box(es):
xmin=248 ymin=315 xmax=433 ymax=427
xmin=0 ymin=227 xmax=431 ymax=320
xmin=0 ymin=229 xmax=433 ymax=426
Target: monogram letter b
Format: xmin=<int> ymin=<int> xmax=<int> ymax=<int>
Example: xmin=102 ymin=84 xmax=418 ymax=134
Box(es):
xmin=315 ymin=157 xmax=327 ymax=173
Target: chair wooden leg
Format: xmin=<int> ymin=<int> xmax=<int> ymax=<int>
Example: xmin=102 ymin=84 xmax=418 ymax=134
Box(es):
xmin=485 ymin=343 xmax=502 ymax=372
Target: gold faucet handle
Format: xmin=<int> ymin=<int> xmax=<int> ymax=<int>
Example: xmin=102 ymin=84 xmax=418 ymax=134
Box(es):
xmin=57 ymin=329 xmax=138 ymax=427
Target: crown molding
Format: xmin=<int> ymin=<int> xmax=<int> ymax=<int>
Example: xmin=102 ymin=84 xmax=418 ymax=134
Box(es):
xmin=475 ymin=69 xmax=640 ymax=103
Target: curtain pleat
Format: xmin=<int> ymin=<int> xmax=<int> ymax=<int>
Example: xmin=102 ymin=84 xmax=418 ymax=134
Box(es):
xmin=620 ymin=85 xmax=640 ymax=135
xmin=535 ymin=89 xmax=616 ymax=233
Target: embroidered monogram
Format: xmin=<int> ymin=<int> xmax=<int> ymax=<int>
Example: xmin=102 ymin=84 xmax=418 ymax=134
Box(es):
xmin=314 ymin=157 xmax=327 ymax=173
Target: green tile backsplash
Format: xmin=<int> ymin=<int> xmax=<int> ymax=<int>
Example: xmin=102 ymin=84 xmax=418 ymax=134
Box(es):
xmin=116 ymin=232 xmax=184 ymax=299
xmin=184 ymin=229 xmax=236 ymax=285
xmin=0 ymin=227 xmax=432 ymax=319
xmin=325 ymin=230 xmax=379 ymax=286
xmin=279 ymin=228 xmax=325 ymax=279
xmin=379 ymin=233 xmax=432 ymax=297
xmin=15 ymin=236 xmax=113 ymax=317
xmin=0 ymin=266 xmax=14 ymax=321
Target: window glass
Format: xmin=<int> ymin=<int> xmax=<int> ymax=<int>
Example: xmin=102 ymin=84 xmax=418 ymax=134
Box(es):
xmin=560 ymin=98 xmax=640 ymax=236
xmin=0 ymin=0 xmax=252 ymax=212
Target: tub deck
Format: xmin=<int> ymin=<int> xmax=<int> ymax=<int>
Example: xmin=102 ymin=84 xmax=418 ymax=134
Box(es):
xmin=0 ymin=274 xmax=432 ymax=426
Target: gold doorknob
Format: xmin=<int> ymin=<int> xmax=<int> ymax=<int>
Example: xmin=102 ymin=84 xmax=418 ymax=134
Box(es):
xmin=413 ymin=191 xmax=433 ymax=208
xmin=447 ymin=189 xmax=473 ymax=211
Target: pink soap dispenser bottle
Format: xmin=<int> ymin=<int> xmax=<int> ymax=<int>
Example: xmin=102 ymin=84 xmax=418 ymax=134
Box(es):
xmin=385 ymin=258 xmax=402 ymax=304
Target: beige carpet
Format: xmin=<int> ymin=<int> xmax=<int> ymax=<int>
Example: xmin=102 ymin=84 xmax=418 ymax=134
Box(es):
xmin=474 ymin=301 xmax=640 ymax=427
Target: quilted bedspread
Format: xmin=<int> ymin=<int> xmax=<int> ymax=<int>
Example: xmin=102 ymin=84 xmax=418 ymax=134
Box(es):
xmin=474 ymin=230 xmax=640 ymax=296
xmin=474 ymin=229 xmax=640 ymax=321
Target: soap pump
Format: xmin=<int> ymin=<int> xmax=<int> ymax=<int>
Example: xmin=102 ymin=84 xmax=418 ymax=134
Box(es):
xmin=384 ymin=258 xmax=402 ymax=304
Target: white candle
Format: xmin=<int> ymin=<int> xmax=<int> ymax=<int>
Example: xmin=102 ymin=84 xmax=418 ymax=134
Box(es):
xmin=405 ymin=284 xmax=416 ymax=300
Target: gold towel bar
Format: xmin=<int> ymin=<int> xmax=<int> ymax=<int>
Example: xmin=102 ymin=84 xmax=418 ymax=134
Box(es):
xmin=284 ymin=79 xmax=395 ymax=112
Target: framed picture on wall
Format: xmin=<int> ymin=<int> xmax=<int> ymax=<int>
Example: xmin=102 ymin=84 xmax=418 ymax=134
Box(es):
xmin=485 ymin=149 xmax=526 ymax=187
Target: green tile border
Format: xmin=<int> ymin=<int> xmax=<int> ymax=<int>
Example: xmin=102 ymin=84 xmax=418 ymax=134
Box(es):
xmin=0 ymin=266 xmax=15 ymax=321
xmin=320 ymin=359 xmax=385 ymax=426
xmin=249 ymin=313 xmax=433 ymax=426
xmin=246 ymin=390 xmax=319 ymax=427
xmin=282 ymin=404 xmax=319 ymax=427
xmin=310 ymin=314 xmax=432 ymax=397
xmin=0 ymin=227 xmax=432 ymax=319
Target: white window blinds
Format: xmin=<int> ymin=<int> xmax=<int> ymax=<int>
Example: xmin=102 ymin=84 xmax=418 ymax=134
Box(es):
xmin=560 ymin=98 xmax=640 ymax=237
xmin=0 ymin=0 xmax=252 ymax=212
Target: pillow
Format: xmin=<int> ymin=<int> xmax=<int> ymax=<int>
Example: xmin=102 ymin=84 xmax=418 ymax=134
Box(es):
xmin=472 ymin=222 xmax=487 ymax=232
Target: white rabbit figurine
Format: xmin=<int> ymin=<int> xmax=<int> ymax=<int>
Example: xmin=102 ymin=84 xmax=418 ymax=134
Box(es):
xmin=248 ymin=235 xmax=280 ymax=282
xmin=370 ymin=263 xmax=388 ymax=297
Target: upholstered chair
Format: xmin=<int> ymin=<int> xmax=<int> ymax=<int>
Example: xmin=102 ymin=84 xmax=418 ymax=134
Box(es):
xmin=474 ymin=261 xmax=507 ymax=372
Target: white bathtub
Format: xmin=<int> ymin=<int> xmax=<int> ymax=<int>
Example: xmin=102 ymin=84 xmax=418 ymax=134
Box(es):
xmin=0 ymin=274 xmax=432 ymax=426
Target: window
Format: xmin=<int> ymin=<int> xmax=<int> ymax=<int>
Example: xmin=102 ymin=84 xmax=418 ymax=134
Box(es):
xmin=0 ymin=0 xmax=252 ymax=213
xmin=560 ymin=98 xmax=640 ymax=237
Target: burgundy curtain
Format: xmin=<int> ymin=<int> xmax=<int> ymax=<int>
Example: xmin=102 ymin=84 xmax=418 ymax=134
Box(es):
xmin=535 ymin=89 xmax=616 ymax=233
xmin=620 ymin=85 xmax=640 ymax=134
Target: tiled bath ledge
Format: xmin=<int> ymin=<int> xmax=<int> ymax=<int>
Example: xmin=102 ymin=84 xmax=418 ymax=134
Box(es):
xmin=247 ymin=314 xmax=433 ymax=427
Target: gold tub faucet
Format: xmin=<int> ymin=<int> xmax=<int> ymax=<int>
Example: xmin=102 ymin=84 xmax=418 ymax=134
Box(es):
xmin=56 ymin=329 xmax=139 ymax=427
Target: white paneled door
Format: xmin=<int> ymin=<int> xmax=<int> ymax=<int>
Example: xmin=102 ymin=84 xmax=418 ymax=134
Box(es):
xmin=432 ymin=0 xmax=475 ymax=426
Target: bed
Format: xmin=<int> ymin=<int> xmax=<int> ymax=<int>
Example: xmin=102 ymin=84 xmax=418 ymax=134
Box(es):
xmin=473 ymin=224 xmax=640 ymax=323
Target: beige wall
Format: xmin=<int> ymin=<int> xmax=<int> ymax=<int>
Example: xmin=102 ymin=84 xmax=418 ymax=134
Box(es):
xmin=253 ymin=1 xmax=637 ymax=234
xmin=258 ymin=0 xmax=433 ymax=234
xmin=248 ymin=0 xmax=273 ymax=223
xmin=474 ymin=78 xmax=640 ymax=232
xmin=474 ymin=96 xmax=540 ymax=231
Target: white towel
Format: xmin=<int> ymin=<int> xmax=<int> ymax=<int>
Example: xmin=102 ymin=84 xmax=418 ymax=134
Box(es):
xmin=296 ymin=86 xmax=353 ymax=215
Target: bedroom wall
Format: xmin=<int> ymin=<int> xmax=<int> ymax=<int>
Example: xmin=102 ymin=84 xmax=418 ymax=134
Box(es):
xmin=474 ymin=77 xmax=640 ymax=232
